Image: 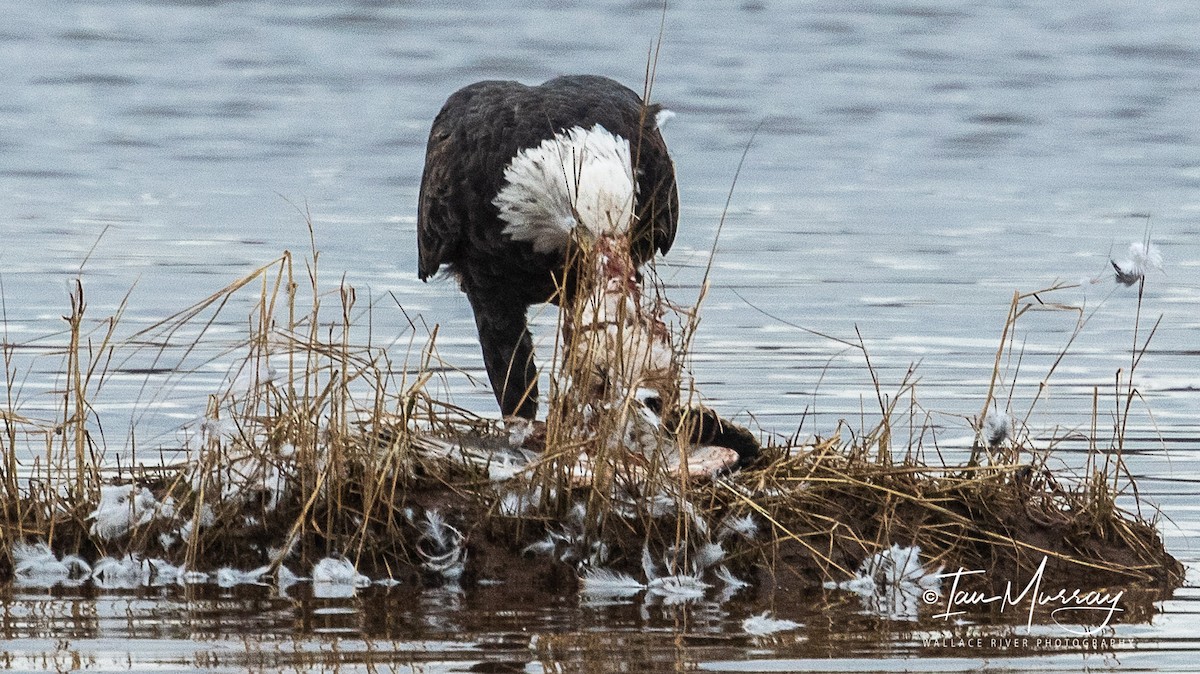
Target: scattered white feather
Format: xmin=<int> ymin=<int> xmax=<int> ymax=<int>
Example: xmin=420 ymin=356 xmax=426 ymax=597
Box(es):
xmin=416 ymin=509 xmax=467 ymax=580
xmin=11 ymin=541 xmax=58 ymax=571
xmin=142 ymin=558 xmax=182 ymax=586
xmin=522 ymin=537 xmax=558 ymax=557
xmin=641 ymin=545 xmax=658 ymax=582
xmin=91 ymin=555 xmax=149 ymax=589
xmin=647 ymin=574 xmax=709 ymax=603
xmin=176 ymin=503 xmax=217 ymax=544
xmin=197 ymin=416 xmax=238 ymax=443
xmin=823 ymin=575 xmax=875 ymax=594
xmin=215 ymin=565 xmax=270 ymax=587
xmin=505 ymin=417 xmax=535 ymax=447
xmin=276 ymin=565 xmax=300 ymax=588
xmin=717 ymin=514 xmax=759 ymax=541
xmin=654 ymin=109 xmax=676 ymax=129
xmin=1112 ymin=241 xmax=1164 ymax=286
xmin=174 ymin=566 xmax=210 ymax=585
xmin=499 ymin=488 xmax=539 ymax=517
xmin=715 ymin=565 xmax=749 ymax=591
xmin=311 ymin=556 xmax=369 ymax=585
xmin=88 ymin=484 xmax=167 ymax=541
xmin=311 ymin=556 xmax=370 ymax=598
xmin=693 ymin=542 xmax=726 ymax=572
xmin=982 ymin=408 xmax=1012 ymax=448
xmin=742 ymin=611 xmax=801 ymax=636
xmin=11 ymin=541 xmax=91 ymax=588
xmin=824 ymin=545 xmax=943 ymax=621
xmin=579 ymin=568 xmax=646 ymax=597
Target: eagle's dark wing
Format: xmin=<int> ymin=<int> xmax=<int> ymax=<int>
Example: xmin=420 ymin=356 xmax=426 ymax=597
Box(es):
xmin=416 ymin=97 xmax=460 ymax=281
xmin=633 ymin=104 xmax=679 ymax=260
xmin=417 ymin=80 xmax=520 ymax=281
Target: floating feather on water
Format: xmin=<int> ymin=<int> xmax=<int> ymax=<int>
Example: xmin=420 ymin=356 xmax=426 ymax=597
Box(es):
xmin=823 ymin=544 xmax=943 ymax=621
xmin=646 ymin=574 xmax=709 ymax=604
xmin=579 ymin=568 xmax=646 ymax=597
xmin=311 ymin=556 xmax=370 ymax=598
xmin=215 ymin=565 xmax=270 ymax=588
xmin=11 ymin=541 xmax=91 ymax=588
xmin=276 ymin=565 xmax=301 ymax=589
xmin=312 ymin=556 xmax=370 ymax=585
xmin=742 ymin=611 xmax=801 ymax=636
xmin=173 ymin=565 xmax=210 ymax=585
xmin=91 ymin=555 xmax=150 ymax=589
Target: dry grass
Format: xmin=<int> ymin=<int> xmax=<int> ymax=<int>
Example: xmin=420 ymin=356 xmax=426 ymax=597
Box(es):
xmin=0 ymin=227 xmax=1184 ymax=600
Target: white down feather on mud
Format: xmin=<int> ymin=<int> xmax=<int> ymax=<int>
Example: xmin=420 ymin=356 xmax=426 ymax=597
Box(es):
xmin=88 ymin=484 xmax=174 ymax=541
xmin=415 ymin=509 xmax=467 ymax=581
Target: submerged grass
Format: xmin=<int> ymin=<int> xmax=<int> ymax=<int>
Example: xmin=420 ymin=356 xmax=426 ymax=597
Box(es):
xmin=0 ymin=223 xmax=1184 ymax=619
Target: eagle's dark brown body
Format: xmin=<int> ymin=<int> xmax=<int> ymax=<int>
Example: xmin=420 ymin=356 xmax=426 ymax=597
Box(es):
xmin=417 ymin=75 xmax=678 ymax=419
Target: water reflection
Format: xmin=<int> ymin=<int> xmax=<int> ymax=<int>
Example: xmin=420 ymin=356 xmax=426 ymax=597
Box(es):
xmin=0 ymin=580 xmax=1194 ymax=671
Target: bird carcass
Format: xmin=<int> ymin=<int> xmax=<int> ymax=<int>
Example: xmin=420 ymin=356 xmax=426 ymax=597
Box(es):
xmin=556 ymin=234 xmax=743 ymax=480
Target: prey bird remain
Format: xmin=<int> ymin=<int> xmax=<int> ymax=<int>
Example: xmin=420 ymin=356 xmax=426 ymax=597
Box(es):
xmin=417 ymin=75 xmax=678 ymax=420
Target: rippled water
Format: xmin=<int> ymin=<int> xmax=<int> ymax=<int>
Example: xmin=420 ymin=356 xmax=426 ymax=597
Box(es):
xmin=2 ymin=0 xmax=1198 ymax=671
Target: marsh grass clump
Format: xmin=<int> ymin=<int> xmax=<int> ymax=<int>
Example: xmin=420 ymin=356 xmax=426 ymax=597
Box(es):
xmin=0 ymin=240 xmax=1184 ymax=622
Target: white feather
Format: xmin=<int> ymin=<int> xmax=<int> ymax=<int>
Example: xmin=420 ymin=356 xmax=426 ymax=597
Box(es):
xmin=641 ymin=545 xmax=657 ymax=581
xmin=824 ymin=544 xmax=944 ymax=621
xmin=982 ymin=408 xmax=1012 ymax=448
xmin=693 ymin=542 xmax=726 ymax=571
xmin=276 ymin=565 xmax=301 ymax=588
xmin=1112 ymin=241 xmax=1164 ymax=286
xmin=579 ymin=568 xmax=646 ymax=597
xmin=312 ymin=556 xmax=370 ymax=587
xmin=715 ymin=565 xmax=749 ymax=590
xmin=647 ymin=574 xmax=709 ymax=602
xmin=522 ymin=537 xmax=557 ymax=557
xmin=91 ymin=555 xmax=149 ymax=589
xmin=215 ymin=565 xmax=270 ymax=587
xmin=11 ymin=542 xmax=91 ymax=588
xmin=718 ymin=514 xmax=759 ymax=541
xmin=88 ymin=484 xmax=165 ymax=541
xmin=416 ymin=509 xmax=467 ymax=580
xmin=742 ymin=611 xmax=801 ymax=636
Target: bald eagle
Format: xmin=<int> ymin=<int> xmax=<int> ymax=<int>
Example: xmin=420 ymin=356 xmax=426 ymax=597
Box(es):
xmin=417 ymin=75 xmax=679 ymax=420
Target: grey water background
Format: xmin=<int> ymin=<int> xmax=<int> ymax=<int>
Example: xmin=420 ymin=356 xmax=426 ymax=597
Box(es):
xmin=2 ymin=0 xmax=1199 ymax=671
